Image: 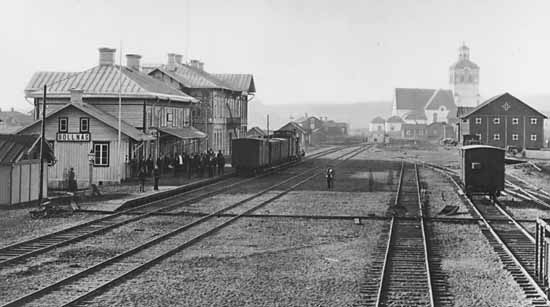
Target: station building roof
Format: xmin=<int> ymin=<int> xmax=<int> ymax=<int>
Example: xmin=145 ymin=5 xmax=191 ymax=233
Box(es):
xmin=18 ymin=102 xmax=153 ymax=142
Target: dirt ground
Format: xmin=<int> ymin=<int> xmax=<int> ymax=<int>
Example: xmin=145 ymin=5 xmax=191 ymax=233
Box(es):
xmin=85 ymin=218 xmax=384 ymax=307
xmin=430 ymin=222 xmax=531 ymax=307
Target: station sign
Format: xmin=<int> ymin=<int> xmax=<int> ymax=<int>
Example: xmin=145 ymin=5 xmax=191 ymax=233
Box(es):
xmin=56 ymin=133 xmax=91 ymax=142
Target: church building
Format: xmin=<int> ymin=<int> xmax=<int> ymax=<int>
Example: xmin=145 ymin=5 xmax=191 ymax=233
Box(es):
xmin=449 ymin=43 xmax=481 ymax=107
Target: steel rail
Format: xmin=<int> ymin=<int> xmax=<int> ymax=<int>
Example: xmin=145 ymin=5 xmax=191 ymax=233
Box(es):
xmin=374 ymin=161 xmax=402 ymax=307
xmin=416 ymin=163 xmax=435 ymax=307
xmin=441 ymin=168 xmax=549 ymax=305
xmin=0 ymin=145 xmax=348 ymax=269
xmin=2 ymin=145 xmax=366 ymax=307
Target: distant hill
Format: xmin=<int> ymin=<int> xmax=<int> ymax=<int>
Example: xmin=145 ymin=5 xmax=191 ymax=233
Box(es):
xmin=248 ymin=99 xmax=393 ymax=131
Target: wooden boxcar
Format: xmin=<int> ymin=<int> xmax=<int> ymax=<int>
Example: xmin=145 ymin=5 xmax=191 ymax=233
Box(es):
xmin=231 ymin=138 xmax=269 ymax=174
xmin=460 ymin=145 xmax=505 ymax=198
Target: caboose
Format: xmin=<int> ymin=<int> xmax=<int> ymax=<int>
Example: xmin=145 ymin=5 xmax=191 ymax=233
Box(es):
xmin=460 ymin=145 xmax=505 ymax=199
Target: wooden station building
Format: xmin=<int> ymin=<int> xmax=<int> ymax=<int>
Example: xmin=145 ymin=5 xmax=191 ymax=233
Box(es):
xmin=21 ymin=48 xmax=204 ymax=187
xmin=148 ymin=53 xmax=255 ymax=154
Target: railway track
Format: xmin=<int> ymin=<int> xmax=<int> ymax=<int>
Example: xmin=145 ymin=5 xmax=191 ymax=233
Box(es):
xmin=1 ymin=145 xmax=367 ymax=307
xmin=431 ymin=165 xmax=550 ymax=306
xmin=0 ymin=145 xmax=347 ymax=270
xmin=359 ymin=162 xmax=435 ymax=306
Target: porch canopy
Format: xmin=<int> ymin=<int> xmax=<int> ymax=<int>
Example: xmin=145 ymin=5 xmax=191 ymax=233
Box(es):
xmin=156 ymin=127 xmax=207 ymax=140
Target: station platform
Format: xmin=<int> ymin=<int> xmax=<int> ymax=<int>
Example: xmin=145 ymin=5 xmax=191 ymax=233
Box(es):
xmin=77 ymin=168 xmax=233 ymax=213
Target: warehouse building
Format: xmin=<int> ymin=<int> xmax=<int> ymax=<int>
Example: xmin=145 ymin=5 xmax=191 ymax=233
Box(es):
xmin=457 ymin=92 xmax=547 ymax=150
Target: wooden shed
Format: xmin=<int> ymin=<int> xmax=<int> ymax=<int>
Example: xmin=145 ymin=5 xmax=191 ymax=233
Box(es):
xmin=0 ymin=134 xmax=54 ymax=205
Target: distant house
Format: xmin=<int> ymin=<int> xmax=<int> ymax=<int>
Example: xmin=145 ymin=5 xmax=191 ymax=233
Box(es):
xmin=369 ymin=117 xmax=385 ymax=143
xmin=323 ymin=120 xmax=348 ymax=137
xmin=401 ymin=123 xmax=428 ymax=139
xmin=427 ymin=122 xmax=454 ymax=139
xmin=0 ymin=108 xmax=34 ymax=133
xmin=369 ymin=117 xmax=385 ymax=133
xmin=277 ymin=121 xmax=307 ymax=150
xmin=457 ymin=92 xmax=547 ymax=149
xmin=385 ymin=115 xmax=404 ymax=137
xmin=247 ymin=126 xmax=265 ymax=138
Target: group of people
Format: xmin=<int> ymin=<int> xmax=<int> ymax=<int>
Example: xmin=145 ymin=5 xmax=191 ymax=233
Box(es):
xmin=130 ymin=149 xmax=226 ymax=192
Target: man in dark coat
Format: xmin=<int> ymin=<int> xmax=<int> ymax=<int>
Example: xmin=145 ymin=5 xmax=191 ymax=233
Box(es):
xmin=217 ymin=150 xmax=225 ymax=175
xmin=153 ymin=165 xmax=160 ymax=191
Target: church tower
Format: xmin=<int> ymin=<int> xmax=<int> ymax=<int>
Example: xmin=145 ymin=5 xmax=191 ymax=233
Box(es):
xmin=449 ymin=43 xmax=480 ymax=107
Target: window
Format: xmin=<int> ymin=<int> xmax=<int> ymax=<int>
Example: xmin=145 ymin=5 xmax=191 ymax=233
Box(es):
xmin=475 ymin=117 xmax=482 ymax=124
xmin=80 ymin=117 xmax=89 ymax=133
xmin=390 ymin=126 xmax=394 ymax=131
xmin=183 ymin=109 xmax=190 ymax=127
xmin=406 ymin=130 xmax=412 ymax=136
xmin=433 ymin=113 xmax=438 ymax=123
xmin=93 ymin=142 xmax=109 ymax=167
xmin=58 ymin=117 xmax=68 ymax=132
xmin=531 ymin=118 xmax=538 ymax=125
xmin=166 ymin=112 xmax=173 ymax=123
xmin=493 ymin=133 xmax=500 ymax=140
xmin=512 ymin=134 xmax=519 ymax=141
xmin=531 ymin=134 xmax=537 ymax=141
xmin=512 ymin=117 xmax=519 ymax=125
xmin=476 ymin=133 xmax=482 ymax=140
xmin=493 ymin=117 xmax=500 ymax=124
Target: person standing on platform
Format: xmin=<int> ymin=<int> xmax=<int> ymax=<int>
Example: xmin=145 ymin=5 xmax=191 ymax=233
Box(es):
xmin=153 ymin=165 xmax=160 ymax=191
xmin=217 ymin=150 xmax=225 ymax=175
xmin=138 ymin=167 xmax=146 ymax=192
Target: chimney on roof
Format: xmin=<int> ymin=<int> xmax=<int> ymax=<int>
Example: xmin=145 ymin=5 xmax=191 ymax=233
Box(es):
xmin=125 ymin=54 xmax=142 ymax=71
xmin=167 ymin=53 xmax=177 ymax=71
xmin=175 ymin=54 xmax=183 ymax=65
xmin=70 ymin=88 xmax=84 ymax=104
xmin=189 ymin=59 xmax=200 ymax=69
xmin=98 ymin=47 xmax=116 ymax=66
xmin=198 ymin=61 xmax=205 ymax=71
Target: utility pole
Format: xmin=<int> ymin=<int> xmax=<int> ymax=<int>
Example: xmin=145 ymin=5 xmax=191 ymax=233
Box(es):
xmin=38 ymin=85 xmax=47 ymax=204
xmin=267 ymin=114 xmax=270 ymax=138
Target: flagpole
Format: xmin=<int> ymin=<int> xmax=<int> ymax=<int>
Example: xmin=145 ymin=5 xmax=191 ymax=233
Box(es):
xmin=117 ymin=41 xmax=122 ymax=183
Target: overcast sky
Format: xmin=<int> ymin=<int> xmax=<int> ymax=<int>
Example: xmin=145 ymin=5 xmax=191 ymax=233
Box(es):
xmin=4 ymin=0 xmax=550 ymax=111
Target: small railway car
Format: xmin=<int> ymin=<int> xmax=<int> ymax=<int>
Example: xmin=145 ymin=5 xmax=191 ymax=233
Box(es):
xmin=460 ymin=145 xmax=505 ymax=199
xmin=535 ymin=218 xmax=550 ymax=288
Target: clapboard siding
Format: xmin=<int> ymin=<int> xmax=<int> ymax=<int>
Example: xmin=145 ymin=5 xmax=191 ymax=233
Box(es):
xmin=21 ymin=106 xmax=131 ymax=188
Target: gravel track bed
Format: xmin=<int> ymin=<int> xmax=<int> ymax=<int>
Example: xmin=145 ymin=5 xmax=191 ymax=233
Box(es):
xmin=0 ymin=209 xmax=100 ymax=248
xmin=86 ymin=218 xmax=383 ymax=307
xmin=0 ymin=215 xmax=198 ymax=303
xmin=254 ymin=190 xmax=392 ymax=216
xmin=431 ymin=222 xmax=530 ymax=306
xmin=507 ymin=164 xmax=550 ymax=194
xmin=169 ymin=192 xmax=281 ymax=214
xmin=419 ymin=166 xmax=472 ymax=218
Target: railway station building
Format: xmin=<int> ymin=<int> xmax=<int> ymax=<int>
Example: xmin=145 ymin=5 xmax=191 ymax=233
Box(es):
xmin=457 ymin=92 xmax=547 ymax=150
xmin=21 ymin=48 xmax=202 ymax=186
xmin=147 ymin=54 xmax=255 ymax=154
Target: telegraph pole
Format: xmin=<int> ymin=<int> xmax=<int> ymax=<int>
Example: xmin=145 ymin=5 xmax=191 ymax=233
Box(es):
xmin=38 ymin=85 xmax=47 ymax=204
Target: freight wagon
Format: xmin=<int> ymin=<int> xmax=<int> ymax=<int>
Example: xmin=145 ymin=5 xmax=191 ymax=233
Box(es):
xmin=231 ymin=131 xmax=301 ymax=176
xmin=460 ymin=144 xmax=505 ymax=199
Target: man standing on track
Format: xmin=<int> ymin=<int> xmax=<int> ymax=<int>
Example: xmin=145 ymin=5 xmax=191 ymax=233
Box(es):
xmin=326 ymin=167 xmax=335 ymax=190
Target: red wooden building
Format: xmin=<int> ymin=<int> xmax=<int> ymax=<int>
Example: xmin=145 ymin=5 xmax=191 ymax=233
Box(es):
xmin=457 ymin=93 xmax=546 ymax=150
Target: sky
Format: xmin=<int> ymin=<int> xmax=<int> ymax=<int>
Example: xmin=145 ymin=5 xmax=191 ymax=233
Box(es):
xmin=3 ymin=0 xmax=550 ymax=111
